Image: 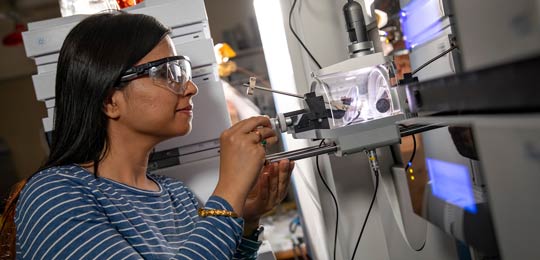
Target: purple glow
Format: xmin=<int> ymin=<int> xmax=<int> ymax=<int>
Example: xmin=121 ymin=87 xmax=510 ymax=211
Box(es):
xmin=426 ymin=158 xmax=478 ymax=214
xmin=400 ymin=0 xmax=444 ymax=49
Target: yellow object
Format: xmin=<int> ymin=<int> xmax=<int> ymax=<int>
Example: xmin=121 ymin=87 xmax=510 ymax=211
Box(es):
xmin=198 ymin=208 xmax=239 ymax=218
xmin=215 ymin=43 xmax=237 ymax=63
xmin=408 ymin=168 xmax=414 ymax=174
xmin=215 ymin=43 xmax=238 ymax=77
xmin=410 ymin=176 xmax=415 ymax=181
xmin=218 ymin=61 xmax=237 ymax=77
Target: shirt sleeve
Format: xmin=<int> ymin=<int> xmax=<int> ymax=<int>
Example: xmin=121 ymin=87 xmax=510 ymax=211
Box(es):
xmin=181 ymin=183 xmax=262 ymax=259
xmin=233 ymin=237 xmax=263 ymax=260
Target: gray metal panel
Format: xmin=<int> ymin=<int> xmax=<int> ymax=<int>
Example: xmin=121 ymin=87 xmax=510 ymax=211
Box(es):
xmin=173 ymin=38 xmax=216 ymax=68
xmin=127 ymin=0 xmax=207 ymax=29
xmin=42 ymin=116 xmax=53 ymax=132
xmin=409 ymin=28 xmax=457 ymax=81
xmin=34 ymin=54 xmax=59 ymax=66
xmin=45 ymin=99 xmax=55 ymax=108
xmin=32 ymin=71 xmax=55 ymax=101
xmin=23 ymin=16 xmax=85 ymax=58
xmin=23 ymin=0 xmax=208 ymax=59
xmin=473 ymin=116 xmax=540 ymax=260
xmin=399 ymin=114 xmax=540 ymax=259
xmin=453 ymin=0 xmax=540 ymax=71
xmin=373 ymin=147 xmax=460 ymax=260
xmin=37 ymin=62 xmax=57 ymax=74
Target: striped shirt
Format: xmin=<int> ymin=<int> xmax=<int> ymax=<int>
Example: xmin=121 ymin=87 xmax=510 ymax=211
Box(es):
xmin=15 ymin=165 xmax=261 ymax=259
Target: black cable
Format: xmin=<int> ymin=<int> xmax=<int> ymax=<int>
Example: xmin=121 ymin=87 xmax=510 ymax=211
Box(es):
xmin=405 ymin=134 xmax=417 ymax=171
xmin=345 ymin=112 xmax=361 ymax=126
xmin=315 ymin=140 xmax=339 ymax=260
xmin=411 ymin=45 xmax=457 ymax=76
xmin=289 ymin=0 xmax=322 ymax=69
xmin=291 ymin=238 xmax=300 ymax=260
xmin=350 ymin=153 xmax=380 ymax=260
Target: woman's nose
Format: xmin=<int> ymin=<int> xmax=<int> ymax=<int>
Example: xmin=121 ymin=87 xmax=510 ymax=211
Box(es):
xmin=183 ymin=80 xmax=198 ymax=97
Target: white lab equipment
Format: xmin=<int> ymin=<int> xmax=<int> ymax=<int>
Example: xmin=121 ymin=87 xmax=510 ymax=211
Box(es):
xmin=256 ymin=0 xmax=540 ymax=259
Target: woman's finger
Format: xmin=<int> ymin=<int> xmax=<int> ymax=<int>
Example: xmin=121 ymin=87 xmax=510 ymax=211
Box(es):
xmin=262 ymin=136 xmax=279 ymax=146
xmin=256 ymin=127 xmax=276 ymax=140
xmin=278 ymin=160 xmax=290 ymax=202
xmin=260 ymin=172 xmax=270 ymax=201
xmin=269 ymin=162 xmax=279 ymax=203
xmin=250 ymin=127 xmax=277 ymax=145
xmin=229 ymin=116 xmax=272 ymax=133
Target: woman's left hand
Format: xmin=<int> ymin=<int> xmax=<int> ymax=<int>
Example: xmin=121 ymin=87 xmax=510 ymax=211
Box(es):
xmin=242 ymin=159 xmax=294 ymax=235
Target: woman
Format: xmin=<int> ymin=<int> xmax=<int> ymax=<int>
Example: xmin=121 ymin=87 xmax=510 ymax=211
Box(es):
xmin=0 ymin=12 xmax=293 ymax=259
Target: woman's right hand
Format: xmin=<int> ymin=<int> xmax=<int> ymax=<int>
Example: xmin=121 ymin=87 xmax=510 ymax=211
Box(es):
xmin=212 ymin=116 xmax=278 ymax=216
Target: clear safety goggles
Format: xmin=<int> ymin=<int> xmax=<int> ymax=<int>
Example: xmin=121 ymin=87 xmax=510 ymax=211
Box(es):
xmin=119 ymin=56 xmax=192 ymax=95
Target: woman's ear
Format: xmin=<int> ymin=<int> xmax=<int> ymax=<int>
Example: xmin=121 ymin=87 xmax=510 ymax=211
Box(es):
xmin=104 ymin=90 xmax=122 ymax=119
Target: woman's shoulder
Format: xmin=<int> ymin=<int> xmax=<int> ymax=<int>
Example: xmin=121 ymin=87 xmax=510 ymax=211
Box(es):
xmin=16 ymin=165 xmax=99 ymax=221
xmin=27 ymin=164 xmax=93 ymax=187
xmin=20 ymin=165 xmax=95 ymax=202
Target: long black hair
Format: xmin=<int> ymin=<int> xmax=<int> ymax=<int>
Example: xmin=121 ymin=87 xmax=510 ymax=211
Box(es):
xmin=0 ymin=12 xmax=170 ymax=259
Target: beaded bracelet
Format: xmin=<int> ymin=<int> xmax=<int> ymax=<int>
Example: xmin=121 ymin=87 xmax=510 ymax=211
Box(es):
xmin=198 ymin=208 xmax=239 ymax=218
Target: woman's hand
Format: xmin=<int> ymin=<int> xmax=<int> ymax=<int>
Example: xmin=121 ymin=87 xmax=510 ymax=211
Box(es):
xmin=242 ymin=159 xmax=294 ymax=235
xmin=213 ymin=116 xmax=278 ymax=216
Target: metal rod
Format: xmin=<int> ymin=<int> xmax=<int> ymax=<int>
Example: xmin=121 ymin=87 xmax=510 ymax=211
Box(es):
xmin=242 ymin=83 xmax=304 ymax=99
xmin=265 ymin=145 xmax=325 ymax=160
xmin=266 ymin=145 xmax=338 ymax=163
xmin=399 ymin=124 xmax=445 ymax=137
xmin=266 ymin=145 xmax=326 ymax=158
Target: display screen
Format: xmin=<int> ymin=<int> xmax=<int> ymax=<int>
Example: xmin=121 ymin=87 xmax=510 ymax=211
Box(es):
xmin=426 ymin=158 xmax=477 ymax=213
xmin=400 ymin=0 xmax=444 ymax=49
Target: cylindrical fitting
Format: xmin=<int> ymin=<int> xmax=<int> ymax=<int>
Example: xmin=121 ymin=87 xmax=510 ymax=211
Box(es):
xmin=343 ymin=1 xmax=368 ymax=44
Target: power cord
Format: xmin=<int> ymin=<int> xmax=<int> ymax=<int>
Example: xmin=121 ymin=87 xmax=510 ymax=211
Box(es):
xmin=350 ymin=150 xmax=380 ymax=260
xmin=405 ymin=134 xmax=416 ymax=171
xmin=289 ymin=0 xmax=322 ymax=69
xmin=315 ymin=140 xmax=339 ymax=260
xmin=411 ymin=44 xmax=458 ymax=76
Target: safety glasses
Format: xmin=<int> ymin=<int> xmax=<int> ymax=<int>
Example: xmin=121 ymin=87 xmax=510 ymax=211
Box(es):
xmin=119 ymin=56 xmax=192 ymax=95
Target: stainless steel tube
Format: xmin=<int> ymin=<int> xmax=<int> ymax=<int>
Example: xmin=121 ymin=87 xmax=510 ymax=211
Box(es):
xmin=242 ymin=83 xmax=304 ymax=99
xmin=266 ymin=144 xmax=338 ymax=163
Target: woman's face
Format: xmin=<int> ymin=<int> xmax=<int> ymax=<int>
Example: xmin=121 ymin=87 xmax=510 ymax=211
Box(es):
xmin=111 ymin=36 xmax=198 ymax=140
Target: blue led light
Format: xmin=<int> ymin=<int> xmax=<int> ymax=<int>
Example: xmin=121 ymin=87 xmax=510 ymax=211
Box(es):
xmin=426 ymin=158 xmax=477 ymax=214
xmin=400 ymin=0 xmax=444 ymax=49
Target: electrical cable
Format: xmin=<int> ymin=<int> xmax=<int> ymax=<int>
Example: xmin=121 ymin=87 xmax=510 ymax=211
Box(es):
xmin=411 ymin=45 xmax=457 ymax=76
xmin=291 ymin=238 xmax=300 ymax=260
xmin=289 ymin=0 xmax=323 ymax=69
xmin=315 ymin=140 xmax=339 ymax=260
xmin=405 ymin=134 xmax=416 ymax=171
xmin=350 ymin=150 xmax=380 ymax=260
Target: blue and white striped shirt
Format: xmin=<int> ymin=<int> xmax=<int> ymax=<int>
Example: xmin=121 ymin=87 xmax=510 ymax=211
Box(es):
xmin=15 ymin=165 xmax=261 ymax=259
